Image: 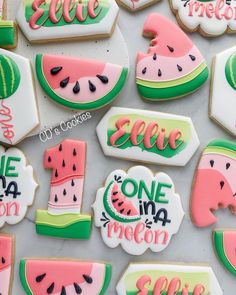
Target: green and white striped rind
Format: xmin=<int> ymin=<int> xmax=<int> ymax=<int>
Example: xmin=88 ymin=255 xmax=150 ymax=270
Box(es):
xmin=225 ymin=51 xmax=236 ymax=90
xmin=0 ymin=54 xmax=21 ymax=99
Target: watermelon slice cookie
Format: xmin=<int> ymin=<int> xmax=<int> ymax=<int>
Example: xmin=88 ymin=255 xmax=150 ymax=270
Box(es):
xmin=36 ymin=54 xmax=128 ymax=110
xmin=0 ymin=234 xmax=14 ymax=295
xmin=136 ymin=13 xmax=208 ymax=100
xmin=191 ymin=139 xmax=236 ymax=227
xmin=20 ymin=259 xmax=112 ymax=295
xmin=103 ymin=176 xmax=141 ymax=223
xmin=35 ymin=139 xmax=92 ymax=239
xmin=213 ymin=230 xmax=236 ymax=277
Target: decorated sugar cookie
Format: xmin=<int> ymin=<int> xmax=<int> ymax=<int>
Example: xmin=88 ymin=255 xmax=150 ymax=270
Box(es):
xmin=136 ymin=13 xmax=208 ymax=101
xmin=20 ymin=258 xmax=111 ymax=295
xmin=210 ymin=46 xmax=236 ymax=136
xmin=97 ymin=107 xmax=200 ymax=166
xmin=36 ymin=54 xmax=128 ymax=110
xmin=213 ymin=229 xmax=236 ymax=277
xmin=36 ymin=139 xmax=92 ymax=239
xmin=191 ymin=139 xmax=236 ymax=227
xmin=16 ymin=0 xmax=119 ymax=43
xmin=116 ymin=0 xmax=161 ymax=12
xmin=117 ymin=263 xmax=223 ymax=294
xmin=170 ymin=0 xmax=236 ymax=37
xmin=93 ymin=166 xmax=184 ymax=255
xmin=0 ymin=146 xmax=38 ymax=228
xmin=0 ymin=0 xmax=17 ymax=49
xmin=0 ymin=49 xmax=39 ymax=145
xmin=0 ymin=234 xmax=14 ymax=295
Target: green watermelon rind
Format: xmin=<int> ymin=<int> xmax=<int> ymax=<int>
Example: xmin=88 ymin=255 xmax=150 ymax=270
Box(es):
xmin=35 ymin=210 xmax=92 ymax=240
xmin=36 ymin=54 xmax=128 ymax=110
xmin=213 ymin=231 xmax=236 ymax=276
xmin=103 ymin=180 xmax=141 ymax=223
xmin=19 ymin=259 xmax=112 ymax=295
xmin=136 ymin=63 xmax=208 ymax=100
xmin=225 ymin=52 xmax=236 ymax=91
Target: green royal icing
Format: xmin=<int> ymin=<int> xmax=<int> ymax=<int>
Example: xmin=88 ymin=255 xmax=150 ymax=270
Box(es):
xmin=0 ymin=22 xmax=15 ymax=48
xmin=0 ymin=54 xmax=20 ymax=99
xmin=206 ymin=139 xmax=236 ymax=158
xmin=25 ymin=0 xmax=110 ymax=27
xmin=137 ymin=63 xmax=208 ymax=100
xmin=225 ymin=52 xmax=236 ymax=91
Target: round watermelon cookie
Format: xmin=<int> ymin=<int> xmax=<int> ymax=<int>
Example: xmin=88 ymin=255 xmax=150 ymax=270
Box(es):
xmin=136 ymin=13 xmax=209 ymax=101
xmin=213 ymin=229 xmax=236 ymax=277
xmin=20 ymin=258 xmax=112 ymax=295
xmin=36 ymin=54 xmax=128 ymax=110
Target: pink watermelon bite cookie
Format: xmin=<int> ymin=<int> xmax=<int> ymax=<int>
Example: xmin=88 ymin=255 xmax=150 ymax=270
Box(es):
xmin=0 ymin=234 xmax=14 ymax=295
xmin=36 ymin=54 xmax=128 ymax=110
xmin=213 ymin=229 xmax=236 ymax=277
xmin=20 ymin=258 xmax=111 ymax=295
xmin=35 ymin=139 xmax=92 ymax=239
xmin=191 ymin=139 xmax=236 ymax=227
xmin=136 ymin=13 xmax=208 ymax=100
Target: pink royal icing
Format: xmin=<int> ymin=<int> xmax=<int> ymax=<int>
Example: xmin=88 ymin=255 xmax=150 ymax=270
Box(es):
xmin=0 ymin=234 xmax=13 ymax=295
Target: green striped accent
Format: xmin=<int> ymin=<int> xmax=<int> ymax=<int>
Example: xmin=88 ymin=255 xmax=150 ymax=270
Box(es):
xmin=204 ymin=139 xmax=236 ymax=160
xmin=0 ymin=54 xmax=20 ymax=99
xmin=225 ymin=52 xmax=236 ymax=90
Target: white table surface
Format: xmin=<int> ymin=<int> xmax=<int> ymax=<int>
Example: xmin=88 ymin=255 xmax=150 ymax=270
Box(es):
xmin=3 ymin=0 xmax=236 ymax=294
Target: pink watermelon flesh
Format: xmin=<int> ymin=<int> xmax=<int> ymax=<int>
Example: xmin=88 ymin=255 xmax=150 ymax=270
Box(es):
xmin=24 ymin=260 xmax=106 ymax=295
xmin=42 ymin=55 xmax=123 ymax=103
xmin=0 ymin=236 xmax=12 ymax=271
xmin=223 ymin=231 xmax=236 ymax=269
xmin=0 ymin=267 xmax=11 ymax=295
xmin=111 ymin=184 xmax=139 ymax=217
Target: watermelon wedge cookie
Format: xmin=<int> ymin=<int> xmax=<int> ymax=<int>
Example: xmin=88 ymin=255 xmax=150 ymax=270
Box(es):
xmin=0 ymin=233 xmax=15 ymax=295
xmin=35 ymin=139 xmax=92 ymax=240
xmin=136 ymin=13 xmax=208 ymax=101
xmin=213 ymin=229 xmax=236 ymax=277
xmin=36 ymin=54 xmax=128 ymax=110
xmin=19 ymin=258 xmax=112 ymax=295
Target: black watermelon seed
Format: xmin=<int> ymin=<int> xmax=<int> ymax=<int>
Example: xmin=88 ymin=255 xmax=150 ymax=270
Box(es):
xmin=47 ymin=282 xmax=55 ymax=294
xmin=51 ymin=66 xmax=62 ymax=75
xmin=120 ymin=209 xmax=125 ymax=214
xmin=73 ymin=81 xmax=80 ymax=94
xmin=112 ymin=191 xmax=118 ymax=195
xmin=73 ymin=164 xmax=76 ymax=171
xmin=54 ymin=195 xmax=58 ymax=202
xmin=189 ymin=54 xmax=196 ymax=61
xmin=142 ymin=67 xmax=147 ymax=75
xmin=158 ymin=69 xmax=162 ymax=77
xmin=88 ymin=80 xmax=96 ymax=92
xmin=73 ymin=195 xmax=77 ymax=202
xmin=83 ymin=275 xmax=93 ymax=284
xmin=74 ymin=283 xmax=82 ymax=294
xmin=127 ymin=210 xmax=131 ymax=215
xmin=73 ymin=149 xmax=77 ymax=156
xmin=48 ymin=156 xmax=51 ymax=163
xmin=226 ymin=163 xmax=231 ymax=169
xmin=112 ymin=198 xmax=118 ymax=203
xmin=177 ymin=64 xmax=182 ymax=72
xmin=210 ymin=160 xmax=214 ymax=167
xmin=63 ymin=189 xmax=67 ymax=196
xmin=36 ymin=273 xmax=46 ymax=283
xmin=153 ymin=53 xmax=157 ymax=60
xmin=62 ymin=160 xmax=65 ymax=167
xmin=59 ymin=144 xmax=63 ymax=152
xmin=55 ymin=169 xmax=58 ymax=178
xmin=118 ymin=201 xmax=124 ymax=207
xmin=61 ymin=286 xmax=66 ymax=295
xmin=71 ymin=180 xmax=75 ymax=186
xmin=97 ymin=75 xmax=109 ymax=84
xmin=1 ymin=257 xmax=5 ymax=264
xmin=167 ymin=45 xmax=174 ymax=52
xmin=60 ymin=77 xmax=70 ymax=88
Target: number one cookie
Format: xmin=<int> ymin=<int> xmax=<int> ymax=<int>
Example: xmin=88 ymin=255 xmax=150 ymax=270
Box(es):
xmin=35 ymin=139 xmax=92 ymax=240
xmin=0 ymin=0 xmax=17 ymax=49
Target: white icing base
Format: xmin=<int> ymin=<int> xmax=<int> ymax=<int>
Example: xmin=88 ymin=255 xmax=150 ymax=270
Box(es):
xmin=117 ymin=263 xmax=223 ymax=295
xmin=16 ymin=0 xmax=119 ymax=42
xmin=118 ymin=0 xmax=160 ymax=11
xmin=210 ymin=46 xmax=236 ymax=136
xmin=171 ymin=0 xmax=236 ymax=36
xmin=96 ymin=107 xmax=200 ymax=166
